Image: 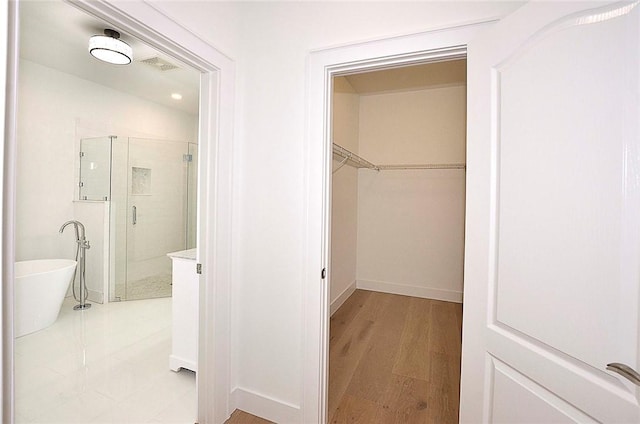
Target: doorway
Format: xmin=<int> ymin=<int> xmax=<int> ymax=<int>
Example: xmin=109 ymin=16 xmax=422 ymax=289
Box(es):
xmin=14 ymin=2 xmax=201 ymax=421
xmin=302 ymin=21 xmax=493 ymax=423
xmin=3 ymin=1 xmax=235 ymax=423
xmin=327 ymin=60 xmax=466 ymax=421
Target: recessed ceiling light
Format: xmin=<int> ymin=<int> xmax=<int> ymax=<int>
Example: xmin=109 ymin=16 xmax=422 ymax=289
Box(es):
xmin=89 ymin=29 xmax=132 ymax=65
xmin=171 ymin=93 xmax=183 ymax=100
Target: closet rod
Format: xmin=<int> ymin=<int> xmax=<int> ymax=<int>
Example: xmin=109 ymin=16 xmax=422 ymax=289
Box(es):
xmin=332 ymin=143 xmax=380 ymax=171
xmin=377 ymin=163 xmax=466 ymax=170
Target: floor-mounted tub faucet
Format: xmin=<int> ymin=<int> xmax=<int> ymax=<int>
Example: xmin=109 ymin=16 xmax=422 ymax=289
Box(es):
xmin=59 ymin=220 xmax=91 ymax=310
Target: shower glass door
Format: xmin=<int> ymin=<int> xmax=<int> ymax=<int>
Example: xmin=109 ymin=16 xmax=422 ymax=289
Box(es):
xmin=111 ymin=137 xmax=197 ymax=301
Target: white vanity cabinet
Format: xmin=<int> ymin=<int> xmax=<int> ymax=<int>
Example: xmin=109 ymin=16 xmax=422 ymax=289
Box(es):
xmin=167 ymin=249 xmax=198 ymax=372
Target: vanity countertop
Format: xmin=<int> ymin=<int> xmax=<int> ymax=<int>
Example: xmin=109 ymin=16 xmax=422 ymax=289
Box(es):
xmin=167 ymin=248 xmax=196 ymax=260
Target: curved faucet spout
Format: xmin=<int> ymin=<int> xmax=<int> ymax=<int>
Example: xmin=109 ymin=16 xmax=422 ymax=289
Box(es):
xmin=59 ymin=220 xmax=85 ymax=241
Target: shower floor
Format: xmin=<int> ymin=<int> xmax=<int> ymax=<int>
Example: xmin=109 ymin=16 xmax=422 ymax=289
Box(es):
xmin=114 ymin=273 xmax=172 ymax=301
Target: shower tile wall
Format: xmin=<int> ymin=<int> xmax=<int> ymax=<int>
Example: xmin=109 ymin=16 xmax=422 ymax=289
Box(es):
xmin=129 ymin=138 xmax=188 ymax=295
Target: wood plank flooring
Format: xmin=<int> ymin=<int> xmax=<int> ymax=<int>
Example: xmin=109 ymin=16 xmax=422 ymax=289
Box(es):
xmin=329 ymin=290 xmax=462 ymax=424
xmin=225 ymin=409 xmax=274 ymax=423
xmin=224 ymin=289 xmax=462 ymax=424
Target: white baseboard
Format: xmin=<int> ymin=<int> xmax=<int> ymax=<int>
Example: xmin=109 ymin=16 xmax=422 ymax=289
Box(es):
xmin=356 ymin=279 xmax=462 ymax=303
xmin=330 ymin=280 xmax=357 ymax=316
xmin=231 ymin=387 xmax=301 ymax=423
xmin=169 ymin=354 xmax=197 ymax=373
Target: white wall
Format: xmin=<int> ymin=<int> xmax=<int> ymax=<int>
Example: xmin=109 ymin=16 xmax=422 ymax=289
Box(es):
xmin=356 ymin=85 xmax=467 ymax=302
xmin=152 ymin=2 xmax=524 ymax=421
xmin=16 ymin=59 xmax=197 ymax=301
xmin=330 ymin=77 xmax=359 ymax=313
xmin=359 ymin=86 xmax=467 ymax=164
xmin=331 ymin=79 xmax=467 ymax=307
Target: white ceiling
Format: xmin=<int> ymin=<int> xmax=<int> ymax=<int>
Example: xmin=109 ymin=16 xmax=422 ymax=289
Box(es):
xmin=338 ymin=59 xmax=467 ymax=95
xmin=19 ymin=1 xmax=200 ymax=115
xmin=20 ymin=2 xmax=464 ymax=114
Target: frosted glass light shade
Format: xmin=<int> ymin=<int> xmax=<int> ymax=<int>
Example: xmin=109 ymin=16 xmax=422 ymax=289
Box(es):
xmin=89 ymin=34 xmax=132 ymax=65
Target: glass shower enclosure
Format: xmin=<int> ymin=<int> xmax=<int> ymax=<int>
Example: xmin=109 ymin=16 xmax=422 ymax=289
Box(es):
xmin=79 ymin=136 xmax=197 ymax=302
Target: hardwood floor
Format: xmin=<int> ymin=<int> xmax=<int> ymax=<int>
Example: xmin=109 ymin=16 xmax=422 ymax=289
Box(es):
xmin=224 ymin=289 xmax=462 ymax=424
xmin=329 ymin=290 xmax=462 ymax=423
xmin=225 ymin=409 xmax=274 ymax=423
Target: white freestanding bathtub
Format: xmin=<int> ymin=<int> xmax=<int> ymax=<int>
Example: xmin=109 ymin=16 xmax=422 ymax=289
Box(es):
xmin=15 ymin=259 xmax=77 ymax=338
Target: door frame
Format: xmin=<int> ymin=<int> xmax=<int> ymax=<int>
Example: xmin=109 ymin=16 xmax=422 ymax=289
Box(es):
xmin=2 ymin=1 xmax=235 ymax=423
xmin=303 ymin=20 xmax=496 ymax=423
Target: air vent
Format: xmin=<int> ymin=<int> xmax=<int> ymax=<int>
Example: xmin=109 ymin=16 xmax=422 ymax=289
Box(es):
xmin=139 ymin=56 xmax=179 ymax=72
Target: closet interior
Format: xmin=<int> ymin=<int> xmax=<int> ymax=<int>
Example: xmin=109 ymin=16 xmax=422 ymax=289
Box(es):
xmin=328 ymin=59 xmax=466 ymax=422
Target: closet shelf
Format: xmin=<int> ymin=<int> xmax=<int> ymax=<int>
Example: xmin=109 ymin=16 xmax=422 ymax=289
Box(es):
xmin=332 ymin=142 xmax=466 ymax=172
xmin=332 ymin=143 xmax=379 ymax=171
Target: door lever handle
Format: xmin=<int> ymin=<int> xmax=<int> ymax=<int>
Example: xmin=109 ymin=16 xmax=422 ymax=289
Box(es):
xmin=606 ymin=363 xmax=640 ymax=386
xmin=132 ymin=206 xmax=137 ymax=225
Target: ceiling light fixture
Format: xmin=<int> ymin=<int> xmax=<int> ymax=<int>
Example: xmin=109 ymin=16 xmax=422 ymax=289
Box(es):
xmin=89 ymin=29 xmax=132 ymax=65
xmin=171 ymin=93 xmax=183 ymax=100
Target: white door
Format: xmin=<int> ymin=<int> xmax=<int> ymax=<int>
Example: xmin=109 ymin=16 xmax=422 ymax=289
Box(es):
xmin=461 ymin=1 xmax=640 ymax=422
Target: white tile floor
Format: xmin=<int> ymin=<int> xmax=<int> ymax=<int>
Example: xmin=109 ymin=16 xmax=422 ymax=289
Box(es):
xmin=14 ymin=297 xmax=196 ymax=423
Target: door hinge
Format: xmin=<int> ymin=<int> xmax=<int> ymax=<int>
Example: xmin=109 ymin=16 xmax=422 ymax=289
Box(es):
xmin=183 ymin=153 xmax=193 ymax=162
xmin=79 ymin=151 xmax=85 ymax=158
xmin=196 ymin=263 xmax=202 ymax=274
xmin=321 ymin=268 xmax=326 ymax=279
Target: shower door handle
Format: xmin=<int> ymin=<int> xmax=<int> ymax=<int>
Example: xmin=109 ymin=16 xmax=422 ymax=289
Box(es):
xmin=132 ymin=206 xmax=137 ymax=225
